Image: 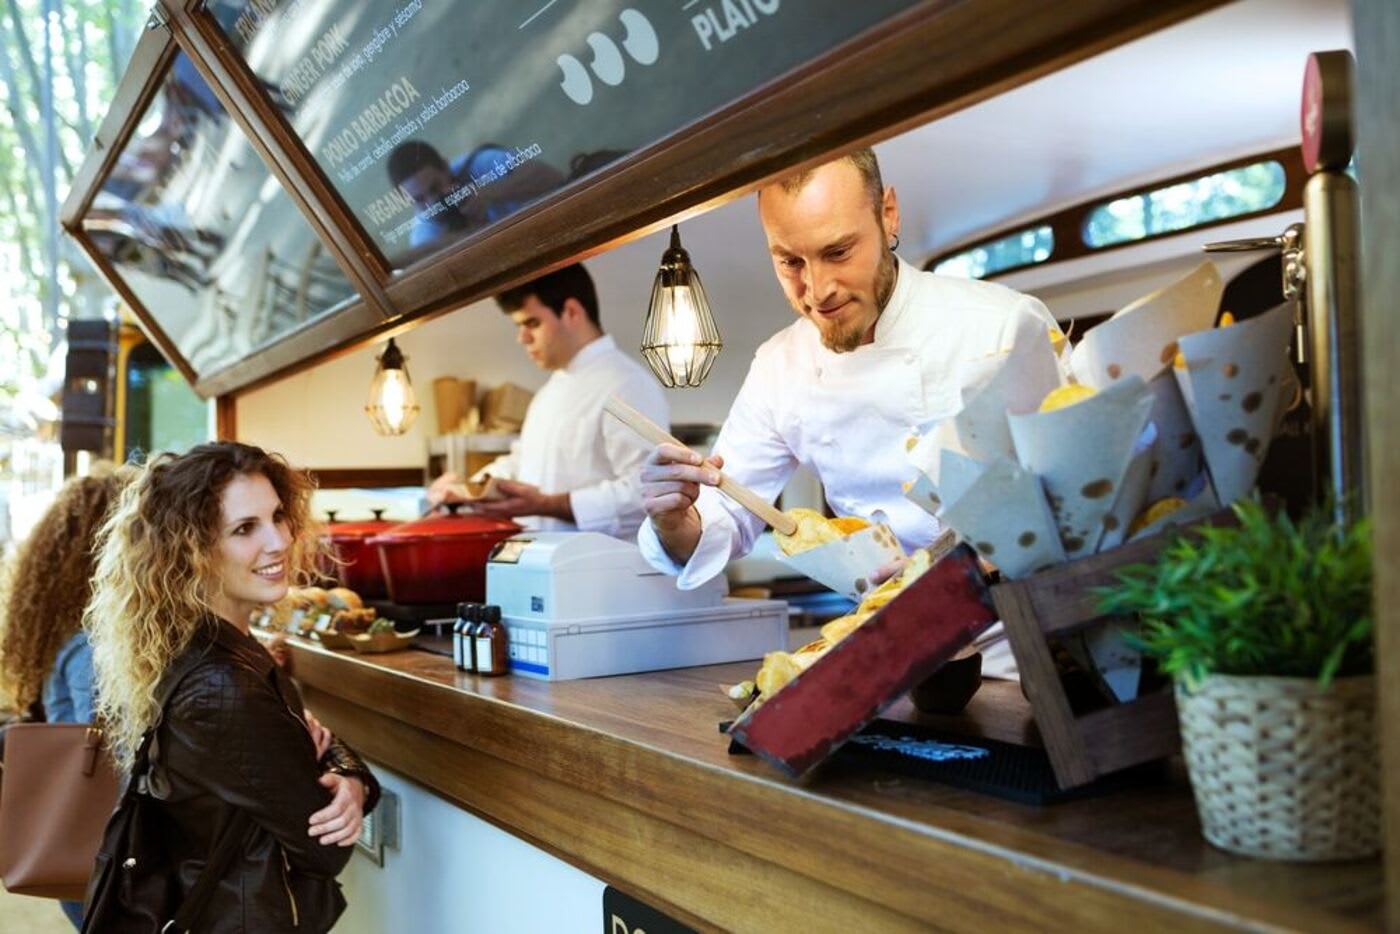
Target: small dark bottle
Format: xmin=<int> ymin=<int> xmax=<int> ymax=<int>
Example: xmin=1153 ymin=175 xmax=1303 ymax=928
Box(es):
xmin=473 ymin=605 xmax=509 ymax=677
xmin=453 ymin=603 xmax=480 ymax=672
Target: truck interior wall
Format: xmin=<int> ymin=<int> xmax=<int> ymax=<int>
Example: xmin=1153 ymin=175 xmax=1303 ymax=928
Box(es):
xmin=235 ymin=199 xmax=1300 ymax=472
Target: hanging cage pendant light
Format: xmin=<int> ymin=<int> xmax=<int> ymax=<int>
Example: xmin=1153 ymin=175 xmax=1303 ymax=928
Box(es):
xmin=365 ymin=337 xmax=421 ymax=436
xmin=641 ymin=225 xmax=722 ymax=388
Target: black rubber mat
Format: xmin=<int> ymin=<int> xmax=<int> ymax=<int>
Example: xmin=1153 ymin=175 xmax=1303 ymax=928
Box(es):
xmin=722 ymin=718 xmax=1162 ymax=805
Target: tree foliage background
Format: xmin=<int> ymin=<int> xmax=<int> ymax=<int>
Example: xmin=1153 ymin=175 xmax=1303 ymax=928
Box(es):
xmin=1 ymin=0 xmax=143 ymax=414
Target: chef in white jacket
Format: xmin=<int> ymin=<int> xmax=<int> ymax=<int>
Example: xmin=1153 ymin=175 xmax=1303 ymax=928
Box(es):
xmin=430 ymin=263 xmax=669 ymax=540
xmin=636 ymin=150 xmax=1063 ymax=675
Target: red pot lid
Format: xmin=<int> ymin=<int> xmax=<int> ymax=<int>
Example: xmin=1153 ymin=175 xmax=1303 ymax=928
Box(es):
xmin=322 ymin=509 xmax=400 ymax=541
xmin=368 ymin=507 xmax=519 ymax=544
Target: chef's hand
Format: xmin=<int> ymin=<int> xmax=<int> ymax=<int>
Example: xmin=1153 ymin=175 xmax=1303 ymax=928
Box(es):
xmin=471 ymin=479 xmax=573 ymax=522
xmin=304 ymin=709 xmax=333 ymax=760
xmin=309 ymin=772 xmax=366 ymax=846
xmin=870 ymin=556 xmax=908 ymax=587
xmin=640 ymin=444 xmax=723 ymax=563
xmin=427 ymin=471 xmax=469 ymax=509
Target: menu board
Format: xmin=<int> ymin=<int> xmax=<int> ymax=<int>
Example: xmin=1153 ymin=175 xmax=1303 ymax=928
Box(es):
xmin=207 ymin=0 xmax=917 ymax=269
xmin=82 ymin=51 xmax=359 ymax=378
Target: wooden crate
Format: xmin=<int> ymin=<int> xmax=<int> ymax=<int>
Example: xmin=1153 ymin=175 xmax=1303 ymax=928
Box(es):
xmin=991 ymin=527 xmax=1200 ymax=789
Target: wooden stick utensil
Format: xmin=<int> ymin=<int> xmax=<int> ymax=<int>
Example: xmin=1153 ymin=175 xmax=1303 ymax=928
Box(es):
xmin=604 ymin=396 xmax=798 ymax=536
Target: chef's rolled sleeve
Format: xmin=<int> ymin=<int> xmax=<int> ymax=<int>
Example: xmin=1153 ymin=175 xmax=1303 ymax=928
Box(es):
xmin=637 ymin=344 xmax=797 ymax=586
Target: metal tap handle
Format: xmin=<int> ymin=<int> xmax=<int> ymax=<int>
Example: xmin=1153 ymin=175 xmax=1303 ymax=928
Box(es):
xmin=1203 ymin=223 xmax=1307 ymax=309
xmin=1202 ymin=235 xmax=1286 ymax=252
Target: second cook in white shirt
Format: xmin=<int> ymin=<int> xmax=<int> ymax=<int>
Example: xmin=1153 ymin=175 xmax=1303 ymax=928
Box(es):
xmin=430 ymin=264 xmax=669 ymax=540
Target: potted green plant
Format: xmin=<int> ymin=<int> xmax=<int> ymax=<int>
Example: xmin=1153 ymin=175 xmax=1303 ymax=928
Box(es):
xmin=1098 ymin=498 xmax=1377 ymax=861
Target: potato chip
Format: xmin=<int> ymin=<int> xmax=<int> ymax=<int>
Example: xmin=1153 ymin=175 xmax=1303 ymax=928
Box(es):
xmin=755 ymin=651 xmax=803 ymax=697
xmin=903 ymin=547 xmax=934 ymax=582
xmin=849 ymin=546 xmax=936 ymax=616
xmin=856 ymin=583 xmax=902 ymax=615
xmin=820 ymin=612 xmax=869 ymax=645
xmin=794 ymin=637 xmax=829 ymax=656
xmin=829 ymin=516 xmax=870 ymax=535
xmin=1127 ymin=496 xmax=1188 ymax=536
xmin=725 ymin=680 xmax=758 ymax=710
xmin=1038 ymin=383 xmax=1097 ymax=413
xmin=774 ymin=508 xmax=844 ymax=556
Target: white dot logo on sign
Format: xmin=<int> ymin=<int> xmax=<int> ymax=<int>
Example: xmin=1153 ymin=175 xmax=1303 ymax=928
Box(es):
xmin=557 ymin=54 xmax=594 ymax=105
xmin=557 ymin=8 xmax=660 ymax=106
xmin=587 ymin=32 xmax=625 ymax=86
xmin=619 ymin=9 xmax=660 ymax=64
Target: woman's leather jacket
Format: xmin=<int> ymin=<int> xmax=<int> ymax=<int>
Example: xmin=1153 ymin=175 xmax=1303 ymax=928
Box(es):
xmin=132 ymin=618 xmax=379 ymax=933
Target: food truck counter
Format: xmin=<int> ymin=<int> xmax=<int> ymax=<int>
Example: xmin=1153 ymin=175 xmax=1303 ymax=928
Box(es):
xmin=280 ymin=637 xmax=1383 ymax=932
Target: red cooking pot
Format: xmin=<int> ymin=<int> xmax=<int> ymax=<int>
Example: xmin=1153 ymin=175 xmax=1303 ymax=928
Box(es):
xmin=321 ymin=509 xmax=398 ymax=599
xmin=368 ymin=505 xmax=520 ymax=605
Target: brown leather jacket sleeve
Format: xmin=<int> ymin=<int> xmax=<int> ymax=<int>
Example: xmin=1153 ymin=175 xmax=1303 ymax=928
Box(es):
xmin=271 ymin=665 xmax=381 ymax=816
xmin=161 ymin=660 xmax=354 ymax=878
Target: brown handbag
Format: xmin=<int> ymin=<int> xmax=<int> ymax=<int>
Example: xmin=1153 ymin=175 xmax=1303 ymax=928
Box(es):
xmin=0 ymin=723 xmax=121 ymax=900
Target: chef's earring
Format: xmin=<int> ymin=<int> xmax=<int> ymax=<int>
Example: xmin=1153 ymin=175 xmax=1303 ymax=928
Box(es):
xmin=889 ymin=234 xmax=900 ymax=252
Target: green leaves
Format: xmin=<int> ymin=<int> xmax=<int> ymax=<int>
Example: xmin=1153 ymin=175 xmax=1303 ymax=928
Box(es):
xmin=1097 ymin=498 xmax=1373 ymax=689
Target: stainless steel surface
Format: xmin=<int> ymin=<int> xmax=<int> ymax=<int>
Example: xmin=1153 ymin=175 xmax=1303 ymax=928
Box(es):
xmin=1303 ymin=170 xmax=1366 ymax=519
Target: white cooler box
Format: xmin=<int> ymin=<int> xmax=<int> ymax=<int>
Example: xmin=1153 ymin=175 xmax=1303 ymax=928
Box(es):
xmin=486 ymin=532 xmax=787 ymax=681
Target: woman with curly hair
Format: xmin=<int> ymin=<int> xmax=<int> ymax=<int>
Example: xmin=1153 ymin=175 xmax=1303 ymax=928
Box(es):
xmin=0 ymin=467 xmax=129 ymax=928
xmin=0 ymin=468 xmax=127 ymax=723
xmin=83 ymin=441 xmax=378 ymax=933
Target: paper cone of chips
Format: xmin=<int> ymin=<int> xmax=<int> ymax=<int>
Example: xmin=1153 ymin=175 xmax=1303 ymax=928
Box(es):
xmin=1144 ymin=370 xmax=1204 ymax=502
xmin=780 ymin=519 xmax=906 ymax=602
xmin=904 ymin=470 xmax=942 ymax=517
xmin=954 ymin=333 xmax=1063 ymax=461
xmin=1174 ymin=303 xmax=1293 ymax=506
xmin=907 ymin=417 xmax=963 ymax=490
xmin=1070 ymin=261 xmax=1224 ymax=388
xmin=1097 ymin=423 xmax=1157 ymax=552
xmin=903 ymin=417 xmax=964 ymax=515
xmin=1126 ymin=481 xmax=1220 ymax=543
xmin=939 ymin=457 xmax=1066 ymax=579
xmin=934 ymin=449 xmax=993 ymax=517
xmin=1008 ymin=376 xmax=1155 ymax=560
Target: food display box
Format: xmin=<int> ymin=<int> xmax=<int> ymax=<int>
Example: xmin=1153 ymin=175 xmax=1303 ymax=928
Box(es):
xmin=728 ymin=545 xmax=998 ymax=777
xmin=487 ymin=532 xmax=787 ymax=681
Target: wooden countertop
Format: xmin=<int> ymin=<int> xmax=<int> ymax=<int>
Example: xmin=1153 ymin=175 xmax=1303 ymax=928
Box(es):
xmin=284 ymin=636 xmax=1383 ymax=932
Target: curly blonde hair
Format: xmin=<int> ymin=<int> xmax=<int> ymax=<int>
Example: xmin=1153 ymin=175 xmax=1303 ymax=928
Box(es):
xmin=0 ymin=468 xmax=131 ymax=712
xmin=85 ymin=442 xmax=322 ymax=769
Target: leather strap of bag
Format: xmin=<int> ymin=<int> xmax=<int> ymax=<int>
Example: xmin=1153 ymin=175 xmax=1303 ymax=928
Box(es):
xmin=164 ymin=808 xmax=251 ymax=934
xmin=132 ymin=639 xmax=253 ymax=934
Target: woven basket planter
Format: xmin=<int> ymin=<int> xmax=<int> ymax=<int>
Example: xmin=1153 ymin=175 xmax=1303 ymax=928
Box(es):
xmin=1175 ymin=673 xmax=1380 ymax=861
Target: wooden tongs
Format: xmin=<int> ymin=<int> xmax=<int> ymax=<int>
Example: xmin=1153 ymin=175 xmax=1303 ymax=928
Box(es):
xmin=604 ymin=396 xmax=798 ymax=536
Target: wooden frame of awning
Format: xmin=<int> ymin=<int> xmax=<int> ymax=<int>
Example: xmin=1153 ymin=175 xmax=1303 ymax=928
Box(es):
xmin=62 ymin=0 xmax=1228 ymax=398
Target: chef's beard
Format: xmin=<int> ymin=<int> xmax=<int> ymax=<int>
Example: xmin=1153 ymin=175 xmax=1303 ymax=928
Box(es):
xmin=815 ymin=250 xmax=898 ymax=354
